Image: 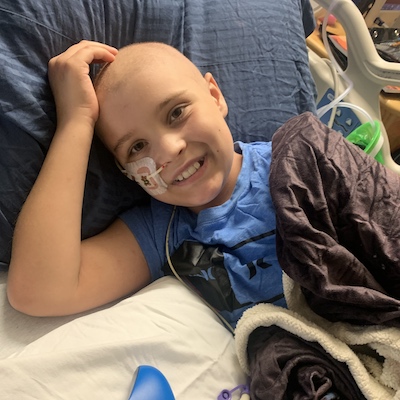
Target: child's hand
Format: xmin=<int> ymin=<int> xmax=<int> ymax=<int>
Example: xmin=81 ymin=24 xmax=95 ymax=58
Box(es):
xmin=48 ymin=41 xmax=118 ymax=129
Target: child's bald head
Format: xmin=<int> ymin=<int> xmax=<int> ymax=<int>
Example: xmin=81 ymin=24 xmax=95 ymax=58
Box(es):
xmin=94 ymin=42 xmax=206 ymax=97
xmin=94 ymin=41 xmax=227 ymax=145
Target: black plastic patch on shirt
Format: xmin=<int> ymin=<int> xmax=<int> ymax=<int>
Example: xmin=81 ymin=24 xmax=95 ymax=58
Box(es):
xmin=163 ymin=240 xmax=252 ymax=313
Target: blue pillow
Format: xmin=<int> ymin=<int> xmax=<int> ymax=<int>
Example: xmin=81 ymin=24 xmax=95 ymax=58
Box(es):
xmin=0 ymin=0 xmax=316 ymax=268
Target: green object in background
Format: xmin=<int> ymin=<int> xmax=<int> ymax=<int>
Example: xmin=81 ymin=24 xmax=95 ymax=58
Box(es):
xmin=346 ymin=120 xmax=384 ymax=164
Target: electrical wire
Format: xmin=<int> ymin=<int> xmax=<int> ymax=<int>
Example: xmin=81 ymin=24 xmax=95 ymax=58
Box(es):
xmin=165 ymin=206 xmax=235 ymax=335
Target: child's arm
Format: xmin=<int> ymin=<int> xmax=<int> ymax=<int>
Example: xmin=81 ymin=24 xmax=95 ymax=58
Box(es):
xmin=7 ymin=41 xmax=151 ymax=316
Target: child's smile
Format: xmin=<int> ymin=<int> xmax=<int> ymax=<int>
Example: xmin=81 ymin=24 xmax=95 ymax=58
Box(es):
xmin=173 ymin=158 xmax=203 ymax=183
xmin=96 ymin=43 xmax=242 ymax=212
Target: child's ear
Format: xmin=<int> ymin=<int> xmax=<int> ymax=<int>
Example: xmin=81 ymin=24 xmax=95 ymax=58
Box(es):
xmin=204 ymin=72 xmax=228 ymax=117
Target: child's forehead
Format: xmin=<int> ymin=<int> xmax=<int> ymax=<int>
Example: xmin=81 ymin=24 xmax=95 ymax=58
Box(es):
xmin=119 ymin=46 xmax=202 ymax=83
xmin=130 ymin=61 xmax=200 ymax=88
xmin=117 ymin=47 xmax=187 ymax=74
xmin=118 ymin=67 xmax=204 ymax=106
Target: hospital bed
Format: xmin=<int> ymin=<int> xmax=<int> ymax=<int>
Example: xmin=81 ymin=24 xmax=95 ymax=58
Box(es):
xmin=1 ymin=0 xmax=399 ymax=398
xmin=0 ymin=0 xmax=316 ymax=398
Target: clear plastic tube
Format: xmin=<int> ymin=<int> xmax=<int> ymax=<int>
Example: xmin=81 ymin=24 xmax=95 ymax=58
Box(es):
xmin=317 ymin=0 xmax=355 ymax=119
xmin=325 ymin=58 xmax=340 ymax=127
xmin=336 ymin=101 xmax=375 ymax=127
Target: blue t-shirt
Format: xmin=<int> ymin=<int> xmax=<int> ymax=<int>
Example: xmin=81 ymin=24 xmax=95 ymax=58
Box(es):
xmin=120 ymin=141 xmax=286 ymax=327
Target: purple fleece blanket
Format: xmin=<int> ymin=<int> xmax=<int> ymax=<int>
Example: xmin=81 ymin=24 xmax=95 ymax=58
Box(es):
xmin=270 ymin=112 xmax=400 ymax=327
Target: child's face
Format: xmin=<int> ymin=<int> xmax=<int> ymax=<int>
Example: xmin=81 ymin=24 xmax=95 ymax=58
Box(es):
xmin=98 ymin=50 xmax=241 ymax=212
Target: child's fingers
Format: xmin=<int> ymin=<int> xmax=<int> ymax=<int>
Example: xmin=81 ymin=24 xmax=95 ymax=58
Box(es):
xmin=60 ymin=40 xmax=118 ymax=58
xmin=50 ymin=41 xmax=118 ymax=68
xmin=69 ymin=45 xmax=118 ymax=65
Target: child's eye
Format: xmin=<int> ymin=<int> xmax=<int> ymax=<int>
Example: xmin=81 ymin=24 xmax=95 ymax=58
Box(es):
xmin=170 ymin=106 xmax=185 ymax=123
xmin=131 ymin=140 xmax=147 ymax=155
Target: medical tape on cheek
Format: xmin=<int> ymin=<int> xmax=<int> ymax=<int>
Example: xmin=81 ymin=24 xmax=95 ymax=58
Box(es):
xmin=123 ymin=157 xmax=168 ymax=195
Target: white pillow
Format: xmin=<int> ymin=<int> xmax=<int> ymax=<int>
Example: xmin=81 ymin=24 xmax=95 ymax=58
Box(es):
xmin=0 ymin=276 xmax=246 ymax=399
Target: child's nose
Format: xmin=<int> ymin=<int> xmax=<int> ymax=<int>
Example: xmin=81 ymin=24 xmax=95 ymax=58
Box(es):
xmin=156 ymin=133 xmax=186 ymax=163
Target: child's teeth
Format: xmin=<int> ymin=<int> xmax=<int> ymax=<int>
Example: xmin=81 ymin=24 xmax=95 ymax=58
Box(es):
xmin=176 ymin=161 xmax=201 ymax=182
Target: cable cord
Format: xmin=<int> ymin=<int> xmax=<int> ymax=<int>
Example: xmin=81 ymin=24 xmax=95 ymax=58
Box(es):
xmin=165 ymin=206 xmax=235 ymax=334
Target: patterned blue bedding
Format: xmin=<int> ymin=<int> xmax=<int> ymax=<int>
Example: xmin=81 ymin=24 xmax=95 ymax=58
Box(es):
xmin=0 ymin=0 xmax=317 ymax=268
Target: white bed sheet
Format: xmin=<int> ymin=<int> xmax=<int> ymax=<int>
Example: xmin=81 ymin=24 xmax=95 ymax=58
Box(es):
xmin=0 ymin=272 xmax=246 ymax=399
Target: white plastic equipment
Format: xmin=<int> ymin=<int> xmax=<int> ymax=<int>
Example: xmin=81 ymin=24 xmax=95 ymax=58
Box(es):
xmin=310 ymin=0 xmax=400 ymax=173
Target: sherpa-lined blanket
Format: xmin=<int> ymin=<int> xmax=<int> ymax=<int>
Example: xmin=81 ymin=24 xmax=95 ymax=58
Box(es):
xmin=235 ymin=274 xmax=400 ymax=399
xmin=235 ymin=113 xmax=400 ymax=399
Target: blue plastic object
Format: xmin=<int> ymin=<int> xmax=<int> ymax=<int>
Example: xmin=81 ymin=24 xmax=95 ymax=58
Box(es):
xmin=128 ymin=365 xmax=175 ymax=400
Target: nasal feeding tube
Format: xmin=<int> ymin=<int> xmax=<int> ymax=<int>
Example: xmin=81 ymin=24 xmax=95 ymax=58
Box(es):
xmin=118 ymin=157 xmax=168 ymax=195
